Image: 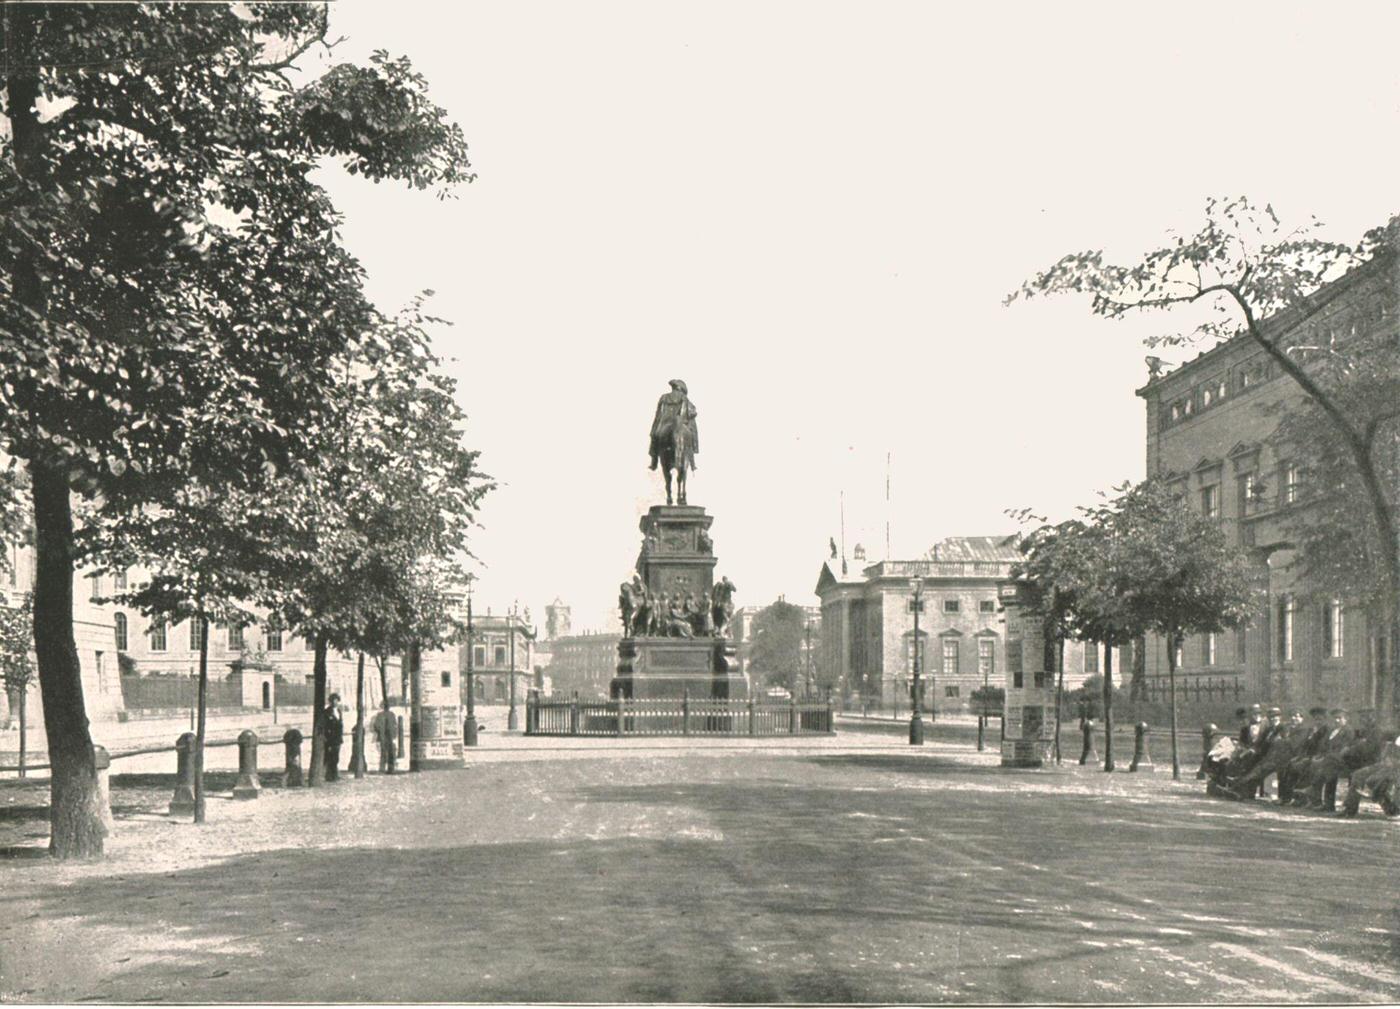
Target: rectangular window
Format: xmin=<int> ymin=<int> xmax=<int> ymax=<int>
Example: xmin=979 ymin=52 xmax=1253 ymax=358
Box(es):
xmin=265 ymin=626 xmax=282 ymax=652
xmin=979 ymin=599 xmax=996 ymax=614
xmin=150 ymin=620 xmax=167 ymax=652
xmin=1173 ymin=639 xmax=1183 ymax=669
xmin=304 ymin=636 xmax=314 ymax=651
xmin=89 ymin=573 xmax=102 ymax=602
xmin=473 ymin=645 xmax=486 ymax=668
xmin=1084 ymin=645 xmax=1099 ymax=674
xmin=228 ymin=624 xmax=245 ymax=650
xmin=114 ymin=568 xmax=128 ymax=591
xmin=114 ymin=613 xmax=128 ymax=652
xmin=1278 ymin=596 xmax=1294 ymax=662
xmin=1283 ymin=463 xmax=1300 ymax=505
xmin=944 ymin=684 xmax=960 ymax=698
xmin=977 ymin=638 xmax=994 ymax=681
xmin=189 ymin=620 xmax=204 ymax=652
xmin=1201 ymin=484 xmax=1220 ymax=519
xmin=441 ymin=671 xmax=452 ymax=688
xmin=1236 ymin=627 xmax=1247 ymax=664
xmin=494 ymin=645 xmax=507 ymax=666
xmin=1324 ymin=600 xmax=1344 ymax=659
xmin=1239 ymin=474 xmax=1257 ymax=516
xmin=942 ymin=639 xmax=958 ymax=677
xmin=1205 ymin=633 xmax=1216 ymax=666
xmin=942 ymin=599 xmax=960 ymax=614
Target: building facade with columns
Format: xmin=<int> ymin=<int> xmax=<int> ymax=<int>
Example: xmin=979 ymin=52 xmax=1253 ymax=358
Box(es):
xmin=817 ymin=537 xmax=1103 ymax=712
xmin=461 ymin=612 xmax=537 ymax=706
xmin=1136 ymin=253 xmax=1395 ymax=709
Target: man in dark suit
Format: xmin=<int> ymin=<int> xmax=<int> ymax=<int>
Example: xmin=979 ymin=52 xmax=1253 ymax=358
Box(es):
xmin=1236 ymin=707 xmax=1301 ymax=800
xmin=1301 ymin=708 xmax=1354 ymax=811
xmin=1239 ymin=704 xmax=1265 ymax=747
xmin=1281 ymin=707 xmax=1329 ymax=804
xmin=323 ymin=692 xmax=345 ymax=781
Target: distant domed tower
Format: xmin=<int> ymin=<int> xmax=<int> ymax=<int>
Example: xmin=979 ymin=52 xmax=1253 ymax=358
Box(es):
xmin=545 ymin=599 xmax=571 ymax=641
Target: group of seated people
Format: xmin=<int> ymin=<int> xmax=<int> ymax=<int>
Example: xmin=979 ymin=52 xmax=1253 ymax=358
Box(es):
xmin=1202 ymin=703 xmax=1400 ymax=816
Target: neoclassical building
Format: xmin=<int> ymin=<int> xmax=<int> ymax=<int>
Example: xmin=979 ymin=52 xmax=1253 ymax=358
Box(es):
xmin=1136 ymin=252 xmax=1396 ymax=708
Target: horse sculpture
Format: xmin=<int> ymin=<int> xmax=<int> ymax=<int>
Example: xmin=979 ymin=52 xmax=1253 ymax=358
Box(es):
xmin=656 ymin=413 xmax=694 ymax=506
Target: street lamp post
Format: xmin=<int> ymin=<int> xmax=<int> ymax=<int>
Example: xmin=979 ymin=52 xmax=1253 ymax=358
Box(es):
xmin=464 ymin=575 xmax=478 ymax=746
xmin=909 ymin=577 xmax=925 ymax=745
xmin=507 ymin=600 xmax=520 ymax=731
xmin=804 ymin=619 xmax=813 ymax=699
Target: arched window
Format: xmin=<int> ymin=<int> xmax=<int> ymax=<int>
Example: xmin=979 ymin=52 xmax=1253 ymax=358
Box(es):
xmin=261 ymin=681 xmax=272 ymax=710
xmin=114 ymin=613 xmax=128 ymax=652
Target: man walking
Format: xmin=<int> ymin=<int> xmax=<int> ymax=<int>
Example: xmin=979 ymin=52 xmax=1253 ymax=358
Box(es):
xmin=323 ymin=692 xmax=345 ymax=781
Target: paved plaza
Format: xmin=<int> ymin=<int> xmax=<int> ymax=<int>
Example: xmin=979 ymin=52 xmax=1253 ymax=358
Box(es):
xmin=0 ymin=720 xmax=1396 ymax=1003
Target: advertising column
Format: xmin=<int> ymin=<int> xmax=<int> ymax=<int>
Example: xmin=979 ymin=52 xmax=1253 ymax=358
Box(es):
xmin=409 ymin=643 xmax=465 ymax=771
xmin=999 ymin=581 xmax=1055 ymax=767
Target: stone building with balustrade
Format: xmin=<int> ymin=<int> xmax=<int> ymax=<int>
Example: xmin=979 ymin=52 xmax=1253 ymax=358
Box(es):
xmin=816 ymin=536 xmax=1094 ymax=713
xmin=1136 ymin=251 xmax=1396 ymax=709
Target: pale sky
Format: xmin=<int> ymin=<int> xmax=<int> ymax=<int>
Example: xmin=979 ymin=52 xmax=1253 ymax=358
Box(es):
xmin=313 ymin=0 xmax=1400 ymax=631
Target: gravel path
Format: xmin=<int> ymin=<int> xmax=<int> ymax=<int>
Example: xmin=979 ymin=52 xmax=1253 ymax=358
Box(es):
xmin=0 ymin=723 xmax=1395 ymax=1003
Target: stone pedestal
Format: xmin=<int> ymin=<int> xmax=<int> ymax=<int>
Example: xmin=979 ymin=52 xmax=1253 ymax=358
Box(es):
xmin=611 ymin=504 xmax=749 ymax=701
xmin=999 ymin=581 xmax=1056 ymax=768
xmin=613 ymin=636 xmax=745 ymax=700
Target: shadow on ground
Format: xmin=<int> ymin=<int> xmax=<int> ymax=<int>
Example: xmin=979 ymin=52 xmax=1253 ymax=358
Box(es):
xmin=10 ymin=762 xmax=1399 ymax=1004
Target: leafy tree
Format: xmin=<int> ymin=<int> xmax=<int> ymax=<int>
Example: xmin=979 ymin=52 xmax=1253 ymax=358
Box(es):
xmin=0 ymin=594 xmax=36 ymax=776
xmin=1009 ymin=199 xmax=1400 ymax=715
xmin=1095 ymin=481 xmax=1257 ymax=779
xmin=1 ymin=4 xmax=472 ymax=856
xmin=270 ymin=306 xmax=489 ymax=785
xmin=749 ymin=600 xmax=811 ymax=694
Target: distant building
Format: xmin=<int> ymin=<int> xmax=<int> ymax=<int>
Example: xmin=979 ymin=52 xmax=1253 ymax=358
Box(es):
xmin=462 ymin=611 xmax=536 ymax=706
xmin=1136 ymin=252 xmax=1395 ymax=708
xmin=816 ymin=536 xmax=1096 ymax=712
xmin=544 ymin=598 xmax=572 ymax=640
xmin=544 ymin=631 xmax=621 ymax=699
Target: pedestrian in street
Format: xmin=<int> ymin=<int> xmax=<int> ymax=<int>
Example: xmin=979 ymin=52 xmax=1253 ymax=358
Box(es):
xmin=323 ymin=692 xmax=345 ymax=781
xmin=372 ymin=699 xmax=398 ymax=773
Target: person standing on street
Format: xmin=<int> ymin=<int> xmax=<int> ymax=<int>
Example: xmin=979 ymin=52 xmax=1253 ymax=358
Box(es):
xmin=323 ymin=692 xmax=345 ymax=781
xmin=372 ymin=699 xmax=398 ymax=774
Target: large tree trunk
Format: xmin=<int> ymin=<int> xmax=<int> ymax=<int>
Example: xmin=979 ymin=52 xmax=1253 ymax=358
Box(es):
xmin=30 ymin=461 xmax=105 ymax=858
xmin=377 ymin=654 xmax=389 ymax=708
xmin=1167 ymin=631 xmax=1181 ymax=781
xmin=308 ymin=633 xmax=329 ymax=786
xmin=193 ymin=612 xmax=209 ymax=823
xmin=1102 ymin=642 xmax=1115 ymax=772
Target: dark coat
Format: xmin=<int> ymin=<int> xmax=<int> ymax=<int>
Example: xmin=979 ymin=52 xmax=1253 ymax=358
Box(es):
xmin=322 ymin=707 xmax=344 ymax=747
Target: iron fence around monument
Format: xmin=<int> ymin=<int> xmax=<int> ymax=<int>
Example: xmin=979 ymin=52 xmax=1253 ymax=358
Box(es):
xmin=526 ymin=694 xmax=835 ymax=737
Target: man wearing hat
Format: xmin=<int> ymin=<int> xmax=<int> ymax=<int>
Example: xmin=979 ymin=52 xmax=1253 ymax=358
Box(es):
xmin=1280 ymin=707 xmax=1330 ymax=803
xmin=322 ymin=692 xmax=345 ymax=782
xmin=1300 ymin=708 xmax=1354 ymax=811
xmin=1238 ymin=704 xmax=1265 ymax=749
xmin=1234 ymin=707 xmax=1296 ymax=800
xmin=649 ymin=379 xmax=699 ymax=472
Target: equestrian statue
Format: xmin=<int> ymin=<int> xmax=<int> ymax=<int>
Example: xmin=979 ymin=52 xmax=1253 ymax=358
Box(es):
xmin=649 ymin=378 xmax=698 ymax=505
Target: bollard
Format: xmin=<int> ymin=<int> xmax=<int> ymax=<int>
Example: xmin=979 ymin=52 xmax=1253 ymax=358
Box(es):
xmin=169 ymin=732 xmax=197 ymax=815
xmin=233 ymin=730 xmax=261 ymax=800
xmin=93 ymin=744 xmax=115 ymax=834
xmin=1128 ymin=721 xmax=1154 ymax=772
xmin=282 ymin=727 xmax=304 ymax=788
xmin=1078 ymin=719 xmax=1098 ymax=766
xmin=977 ymin=715 xmax=985 ymax=752
xmin=1196 ymin=723 xmax=1217 ymax=780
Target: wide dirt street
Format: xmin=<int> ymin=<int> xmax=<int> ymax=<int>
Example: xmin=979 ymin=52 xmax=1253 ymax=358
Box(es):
xmin=0 ymin=720 xmax=1396 ymax=1003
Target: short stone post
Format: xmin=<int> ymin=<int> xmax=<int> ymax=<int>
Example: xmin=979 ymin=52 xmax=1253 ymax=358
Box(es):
xmin=1128 ymin=721 xmax=1153 ymax=772
xmin=233 ymin=730 xmax=261 ymax=800
xmin=570 ymin=692 xmax=580 ymax=736
xmin=977 ymin=715 xmax=985 ymax=752
xmin=93 ymin=744 xmax=115 ymax=834
xmin=1078 ymin=719 xmax=1098 ymax=766
xmin=748 ymin=695 xmax=756 ymax=737
xmin=282 ymin=727 xmax=304 ymax=788
xmin=1196 ymin=723 xmax=1217 ymax=780
xmin=169 ymin=732 xmax=197 ymax=815
xmin=682 ymin=688 xmax=690 ymax=737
